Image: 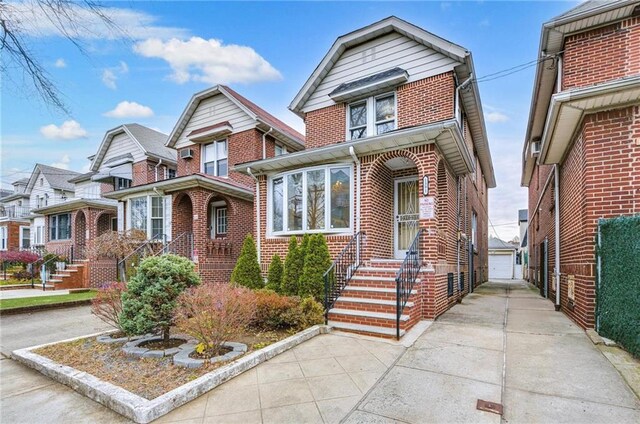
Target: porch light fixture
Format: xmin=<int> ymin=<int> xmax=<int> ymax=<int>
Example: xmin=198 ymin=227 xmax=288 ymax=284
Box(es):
xmin=422 ymin=175 xmax=429 ymax=196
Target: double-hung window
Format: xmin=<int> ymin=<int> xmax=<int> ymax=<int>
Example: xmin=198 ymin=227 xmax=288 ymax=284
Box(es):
xmin=270 ymin=165 xmax=351 ymax=235
xmin=348 ymin=93 xmax=396 ymax=140
xmin=471 ymin=211 xmax=478 ymax=248
xmin=203 ymin=140 xmax=228 ymax=177
xmin=128 ymin=195 xmax=164 ymax=239
xmin=50 ymin=213 xmax=71 ymax=241
xmin=275 ymin=144 xmax=287 ymax=156
xmin=20 ymin=226 xmax=30 ymax=249
xmin=115 ymin=177 xmax=132 ymax=191
xmin=0 ymin=226 xmax=7 ymax=250
xmin=34 ymin=225 xmax=44 ymax=245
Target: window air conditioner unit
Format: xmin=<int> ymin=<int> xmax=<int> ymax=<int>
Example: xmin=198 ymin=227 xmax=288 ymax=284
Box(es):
xmin=180 ymin=148 xmax=194 ymax=160
xmin=531 ymin=140 xmax=541 ymax=157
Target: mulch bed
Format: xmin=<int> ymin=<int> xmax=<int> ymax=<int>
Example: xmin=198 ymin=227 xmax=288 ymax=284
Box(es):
xmin=34 ymin=328 xmax=291 ymax=400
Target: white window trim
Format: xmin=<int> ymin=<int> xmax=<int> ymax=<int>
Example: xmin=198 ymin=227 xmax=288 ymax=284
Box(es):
xmin=0 ymin=226 xmax=7 ymax=251
xmin=201 ymin=139 xmax=228 ymax=177
xmin=267 ymin=163 xmax=354 ymax=236
xmin=346 ymin=92 xmax=397 ymax=140
xmin=50 ymin=213 xmax=71 ymax=241
xmin=34 ymin=225 xmax=44 ymax=246
xmin=126 ymin=194 xmax=164 ymax=239
xmin=275 ymin=144 xmax=287 ymax=156
xmin=19 ymin=226 xmax=30 ymax=249
xmin=216 ymin=207 xmax=228 ymax=237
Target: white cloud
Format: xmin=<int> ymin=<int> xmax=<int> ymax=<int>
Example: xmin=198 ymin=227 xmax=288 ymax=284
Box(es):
xmin=54 ymin=58 xmax=66 ymax=68
xmin=102 ymin=69 xmax=117 ymax=89
xmin=4 ymin=2 xmax=189 ymax=40
xmin=50 ymin=154 xmax=71 ymax=170
xmin=119 ymin=61 xmax=129 ymax=74
xmin=485 ymin=111 xmax=509 ymax=123
xmin=40 ymin=120 xmax=88 ymax=140
xmin=104 ymin=101 xmax=154 ymax=118
xmin=134 ymin=37 xmax=282 ymax=85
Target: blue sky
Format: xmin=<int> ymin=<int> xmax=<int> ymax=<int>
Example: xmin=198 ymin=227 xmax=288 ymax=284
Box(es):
xmin=1 ymin=1 xmax=580 ymax=240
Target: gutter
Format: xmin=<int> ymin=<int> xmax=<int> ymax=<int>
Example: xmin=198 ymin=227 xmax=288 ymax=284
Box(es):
xmin=554 ymin=164 xmax=561 ymax=311
xmin=349 ymin=147 xmax=361 ymax=234
xmin=154 ymin=159 xmax=163 ymax=182
xmin=247 ymin=167 xmax=261 ymax=266
xmin=454 ymin=74 xmax=473 ymax=125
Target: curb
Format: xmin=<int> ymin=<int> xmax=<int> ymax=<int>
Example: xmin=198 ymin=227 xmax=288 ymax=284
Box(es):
xmin=0 ymin=299 xmax=93 ymax=316
xmin=12 ymin=325 xmax=331 ymax=423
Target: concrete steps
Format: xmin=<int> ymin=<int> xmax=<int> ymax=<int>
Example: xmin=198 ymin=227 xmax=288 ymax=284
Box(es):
xmin=47 ymin=263 xmax=87 ymax=290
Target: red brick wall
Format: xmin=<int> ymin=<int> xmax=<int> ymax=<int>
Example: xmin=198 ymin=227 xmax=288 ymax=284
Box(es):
xmin=132 ymin=160 xmax=156 ymax=187
xmin=304 ymin=72 xmax=456 ymax=150
xmin=562 ymin=18 xmax=640 ymax=90
xmin=528 ymin=106 xmax=640 ymax=329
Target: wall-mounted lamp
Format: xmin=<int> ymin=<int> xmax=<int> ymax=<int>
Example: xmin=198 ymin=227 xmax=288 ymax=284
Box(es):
xmin=422 ymin=175 xmax=429 ymax=196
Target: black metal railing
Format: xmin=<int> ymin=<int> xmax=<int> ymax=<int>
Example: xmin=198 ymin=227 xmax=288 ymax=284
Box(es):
xmin=117 ymin=233 xmax=165 ymax=282
xmin=40 ymin=245 xmax=75 ymax=290
xmin=395 ymin=228 xmax=423 ymax=339
xmin=159 ymin=232 xmax=193 ymax=259
xmin=323 ymin=231 xmax=365 ymax=323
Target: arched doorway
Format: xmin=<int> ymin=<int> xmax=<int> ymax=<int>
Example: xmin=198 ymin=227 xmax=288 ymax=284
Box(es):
xmin=172 ymin=194 xmax=194 ymax=258
xmin=75 ymin=211 xmax=87 ymax=258
xmin=96 ymin=212 xmax=114 ymax=237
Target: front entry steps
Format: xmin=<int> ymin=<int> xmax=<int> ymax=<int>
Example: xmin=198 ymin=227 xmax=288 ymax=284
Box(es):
xmin=45 ymin=260 xmax=88 ymax=290
xmin=327 ymin=259 xmax=421 ymax=339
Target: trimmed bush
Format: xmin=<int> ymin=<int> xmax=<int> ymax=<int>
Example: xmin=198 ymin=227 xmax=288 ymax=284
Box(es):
xmin=282 ymin=237 xmax=303 ymax=295
xmin=265 ymin=254 xmax=284 ymax=293
xmin=120 ymin=254 xmax=200 ymax=341
xmin=252 ymin=289 xmax=298 ymax=330
xmin=91 ymin=281 xmax=126 ymax=332
xmin=174 ymin=283 xmax=256 ymax=356
xmin=231 ymin=234 xmax=263 ymax=289
xmin=300 ymin=234 xmax=331 ymax=301
xmin=284 ymin=297 xmax=325 ymax=330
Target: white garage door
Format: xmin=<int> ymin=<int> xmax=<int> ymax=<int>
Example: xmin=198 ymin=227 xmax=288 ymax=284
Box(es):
xmin=489 ymin=254 xmax=513 ymax=279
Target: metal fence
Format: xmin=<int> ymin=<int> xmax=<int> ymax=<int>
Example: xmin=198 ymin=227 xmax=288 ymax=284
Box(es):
xmin=596 ymin=216 xmax=640 ymax=357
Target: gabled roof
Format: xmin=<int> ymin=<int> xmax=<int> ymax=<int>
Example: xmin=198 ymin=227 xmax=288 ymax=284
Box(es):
xmin=27 ymin=164 xmax=80 ymax=193
xmin=488 ymin=237 xmax=516 ymax=251
xmin=165 ymin=85 xmax=305 ymax=150
xmin=12 ymin=178 xmax=29 ymax=186
xmin=521 ymin=0 xmax=640 ymax=186
xmin=90 ymin=124 xmax=175 ymax=172
xmin=286 ymin=15 xmax=495 ymax=188
xmin=67 ymin=172 xmax=95 ymax=184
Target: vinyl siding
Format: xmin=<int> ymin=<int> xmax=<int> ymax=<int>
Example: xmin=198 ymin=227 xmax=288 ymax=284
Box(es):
xmin=303 ymin=32 xmax=459 ymax=113
xmin=174 ymin=93 xmax=256 ymax=149
xmin=99 ymin=132 xmax=146 ymax=172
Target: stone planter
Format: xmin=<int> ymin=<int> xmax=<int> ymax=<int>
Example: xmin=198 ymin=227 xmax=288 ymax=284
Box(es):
xmin=122 ymin=335 xmax=197 ymax=359
xmin=173 ymin=342 xmax=248 ymax=369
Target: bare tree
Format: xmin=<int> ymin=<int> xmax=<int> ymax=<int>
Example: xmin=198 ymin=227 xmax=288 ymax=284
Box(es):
xmin=0 ymin=0 xmax=123 ymax=114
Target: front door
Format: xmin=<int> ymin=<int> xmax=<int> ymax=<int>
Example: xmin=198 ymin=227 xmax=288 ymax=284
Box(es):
xmin=394 ymin=178 xmax=419 ymax=259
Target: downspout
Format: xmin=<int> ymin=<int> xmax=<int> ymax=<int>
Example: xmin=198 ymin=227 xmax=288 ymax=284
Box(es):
xmin=262 ymin=127 xmax=273 ymax=160
xmin=247 ymin=167 xmax=261 ymax=267
xmin=454 ymin=73 xmax=474 ymax=123
xmin=154 ymin=159 xmax=163 ymax=182
xmin=456 ymin=176 xmax=461 ymax=297
xmin=554 ymin=164 xmax=561 ymax=311
xmin=349 ymin=146 xmax=361 ymax=234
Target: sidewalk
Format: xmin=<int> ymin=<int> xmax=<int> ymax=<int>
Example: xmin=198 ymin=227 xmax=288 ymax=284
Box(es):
xmin=0 ymin=288 xmax=69 ymax=300
xmin=345 ymin=279 xmax=640 ymax=423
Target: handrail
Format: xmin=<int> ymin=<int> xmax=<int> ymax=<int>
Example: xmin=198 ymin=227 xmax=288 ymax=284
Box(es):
xmin=395 ymin=228 xmax=423 ymax=340
xmin=323 ymin=231 xmax=364 ymax=323
xmin=158 ymin=232 xmax=193 ymax=259
xmin=40 ymin=245 xmax=74 ymax=290
xmin=117 ymin=233 xmax=165 ymax=281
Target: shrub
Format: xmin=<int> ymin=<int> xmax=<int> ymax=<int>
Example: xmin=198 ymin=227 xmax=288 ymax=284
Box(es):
xmin=174 ymin=283 xmax=256 ymax=356
xmin=120 ymin=254 xmax=200 ymax=341
xmin=284 ymin=297 xmax=325 ymax=331
xmin=300 ymin=234 xmax=331 ymax=301
xmin=282 ymin=237 xmax=303 ymax=295
xmin=230 ymin=235 xmax=263 ymax=289
xmin=87 ymin=229 xmax=147 ymax=260
xmin=252 ymin=289 xmax=298 ymax=330
xmin=265 ymin=254 xmax=283 ymax=293
xmin=91 ymin=281 xmax=126 ymax=331
xmin=0 ymin=251 xmax=40 ymax=264
xmin=299 ymin=233 xmax=311 ymax=259
xmin=11 ymin=270 xmax=33 ymax=280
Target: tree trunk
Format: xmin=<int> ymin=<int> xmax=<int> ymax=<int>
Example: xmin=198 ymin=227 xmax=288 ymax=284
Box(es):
xmin=163 ymin=328 xmax=170 ymax=342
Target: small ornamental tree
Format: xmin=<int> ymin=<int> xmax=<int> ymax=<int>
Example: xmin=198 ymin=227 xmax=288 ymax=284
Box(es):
xmin=230 ymin=234 xmax=263 ymax=289
xmin=282 ymin=236 xmax=303 ymax=295
xmin=120 ymin=254 xmax=200 ymax=341
xmin=265 ymin=254 xmax=284 ymax=293
xmin=300 ymin=234 xmax=331 ymax=301
xmin=300 ymin=233 xmax=311 ymax=261
xmin=91 ymin=281 xmax=126 ymax=332
xmin=175 ymin=284 xmax=256 ymax=356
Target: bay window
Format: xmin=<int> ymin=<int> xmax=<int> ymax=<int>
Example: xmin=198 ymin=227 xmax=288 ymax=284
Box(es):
xmin=50 ymin=213 xmax=71 ymax=240
xmin=269 ymin=165 xmax=352 ymax=235
xmin=128 ymin=195 xmax=164 ymax=239
xmin=203 ymin=140 xmax=228 ymax=177
xmin=348 ymin=93 xmax=396 ymax=140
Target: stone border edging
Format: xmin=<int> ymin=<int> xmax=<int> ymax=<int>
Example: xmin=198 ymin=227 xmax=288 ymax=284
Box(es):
xmin=0 ymin=299 xmax=93 ymax=316
xmin=12 ymin=325 xmax=330 ymax=423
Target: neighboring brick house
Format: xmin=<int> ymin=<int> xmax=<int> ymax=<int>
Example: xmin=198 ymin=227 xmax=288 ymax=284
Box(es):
xmin=104 ymin=86 xmax=304 ymax=284
xmin=0 ymin=179 xmax=31 ymax=252
xmin=237 ymin=17 xmax=496 ymax=337
xmin=522 ymin=0 xmax=640 ymax=329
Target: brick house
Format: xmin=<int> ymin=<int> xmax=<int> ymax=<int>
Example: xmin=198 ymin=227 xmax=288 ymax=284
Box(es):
xmin=237 ymin=17 xmax=496 ymax=337
xmin=0 ymin=179 xmax=31 ymax=252
xmin=104 ymin=86 xmax=304 ymax=284
xmin=522 ymin=0 xmax=640 ymax=329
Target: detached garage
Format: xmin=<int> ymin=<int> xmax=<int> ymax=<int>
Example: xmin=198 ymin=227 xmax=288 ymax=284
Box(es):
xmin=488 ymin=237 xmax=516 ymax=279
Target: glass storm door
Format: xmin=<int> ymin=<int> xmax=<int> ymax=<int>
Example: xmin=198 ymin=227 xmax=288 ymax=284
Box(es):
xmin=394 ymin=178 xmax=419 ymax=259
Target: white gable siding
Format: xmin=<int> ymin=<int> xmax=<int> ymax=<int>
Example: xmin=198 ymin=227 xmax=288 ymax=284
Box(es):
xmin=303 ymin=32 xmax=460 ymax=113
xmin=174 ymin=93 xmax=256 ymax=149
xmin=75 ymin=180 xmax=101 ymax=199
xmin=99 ymin=132 xmax=146 ymax=173
xmin=29 ymin=171 xmax=55 ymax=209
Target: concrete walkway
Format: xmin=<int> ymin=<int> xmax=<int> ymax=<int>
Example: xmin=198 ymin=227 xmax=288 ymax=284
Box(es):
xmin=345 ymin=279 xmax=640 ymax=423
xmin=0 ymin=288 xmax=70 ymax=300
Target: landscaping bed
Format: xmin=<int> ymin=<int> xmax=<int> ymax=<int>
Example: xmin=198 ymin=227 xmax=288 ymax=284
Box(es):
xmin=34 ymin=328 xmax=291 ymax=400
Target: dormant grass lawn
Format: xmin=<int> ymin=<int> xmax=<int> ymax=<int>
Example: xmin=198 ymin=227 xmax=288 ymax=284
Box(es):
xmin=0 ymin=290 xmax=97 ymax=310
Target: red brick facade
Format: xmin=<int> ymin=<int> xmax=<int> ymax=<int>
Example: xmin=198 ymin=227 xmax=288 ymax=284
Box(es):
xmin=0 ymin=220 xmax=26 ymax=252
xmin=527 ymin=15 xmax=640 ymax=329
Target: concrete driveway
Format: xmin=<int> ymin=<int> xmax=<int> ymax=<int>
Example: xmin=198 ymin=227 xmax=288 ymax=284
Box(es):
xmin=345 ymin=279 xmax=640 ymax=423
